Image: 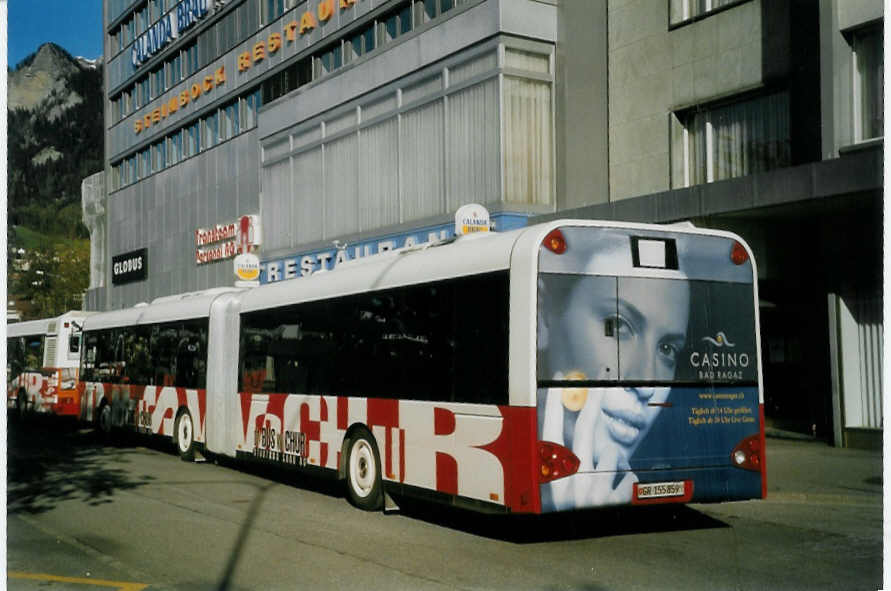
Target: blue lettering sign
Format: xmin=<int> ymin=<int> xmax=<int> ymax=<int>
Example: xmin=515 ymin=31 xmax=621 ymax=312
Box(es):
xmin=133 ymin=1 xmax=206 ymax=68
xmin=260 ymin=213 xmax=530 ymax=284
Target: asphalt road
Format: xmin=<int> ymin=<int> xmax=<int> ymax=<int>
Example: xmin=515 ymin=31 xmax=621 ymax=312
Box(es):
xmin=6 ymin=415 xmax=883 ymax=590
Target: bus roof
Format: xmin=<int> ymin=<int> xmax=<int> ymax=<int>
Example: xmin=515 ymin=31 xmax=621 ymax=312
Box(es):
xmin=238 ymin=230 xmax=518 ymax=314
xmin=7 ymin=311 xmax=94 ymax=338
xmin=83 ymin=289 xmax=245 ymax=331
xmin=7 ymin=318 xmax=53 ymax=338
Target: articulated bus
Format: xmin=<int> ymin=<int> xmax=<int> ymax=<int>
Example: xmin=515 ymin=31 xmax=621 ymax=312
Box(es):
xmin=7 ymin=311 xmax=92 ymax=417
xmin=78 ymin=220 xmax=765 ymax=513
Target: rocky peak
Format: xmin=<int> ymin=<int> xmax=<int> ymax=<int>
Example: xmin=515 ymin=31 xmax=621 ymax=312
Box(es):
xmin=8 ymin=43 xmax=96 ymax=112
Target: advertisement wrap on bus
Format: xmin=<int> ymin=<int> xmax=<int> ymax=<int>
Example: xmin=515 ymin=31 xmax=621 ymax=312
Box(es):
xmin=535 ymin=227 xmax=763 ymax=511
xmin=73 ymin=217 xmax=764 ymax=515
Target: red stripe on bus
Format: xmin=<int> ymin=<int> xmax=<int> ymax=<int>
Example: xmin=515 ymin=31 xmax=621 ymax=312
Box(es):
xmin=239 ymin=393 xmax=253 ymax=439
xmin=479 ymin=406 xmax=541 ymax=513
xmin=435 ymin=451 xmax=458 ymax=495
xmin=367 ymin=398 xmax=398 ymax=429
xmin=337 ymin=396 xmax=348 ymax=430
xmin=385 ymin=426 xmax=393 ymax=478
xmin=434 ymin=407 xmax=456 ymax=435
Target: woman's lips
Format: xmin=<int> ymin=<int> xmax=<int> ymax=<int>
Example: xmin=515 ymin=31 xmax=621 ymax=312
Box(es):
xmin=602 ymin=406 xmax=646 ymax=447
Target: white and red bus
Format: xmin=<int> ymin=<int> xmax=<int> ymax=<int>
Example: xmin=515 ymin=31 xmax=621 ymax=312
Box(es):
xmin=7 ymin=311 xmax=92 ymax=417
xmin=78 ymin=219 xmax=765 ymax=513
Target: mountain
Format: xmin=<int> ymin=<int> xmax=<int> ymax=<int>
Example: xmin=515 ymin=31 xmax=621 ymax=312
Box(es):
xmin=9 ymin=43 xmax=84 ymax=112
xmin=7 ymin=42 xmax=104 ymax=238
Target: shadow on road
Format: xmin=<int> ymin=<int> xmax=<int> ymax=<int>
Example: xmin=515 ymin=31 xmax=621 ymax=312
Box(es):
xmin=7 ymin=413 xmax=157 ymax=515
xmin=392 ymin=495 xmax=728 ymax=543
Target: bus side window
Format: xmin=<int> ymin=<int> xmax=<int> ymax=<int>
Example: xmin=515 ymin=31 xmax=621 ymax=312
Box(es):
xmin=175 ymin=320 xmax=207 ymax=389
xmin=124 ymin=328 xmax=152 ymax=385
xmin=24 ymin=335 xmax=45 ymax=371
xmin=81 ymin=333 xmax=99 ymax=382
xmin=151 ymin=325 xmax=179 ymax=386
xmin=8 ymin=337 xmax=25 ymax=376
xmin=69 ymin=331 xmax=81 ymax=355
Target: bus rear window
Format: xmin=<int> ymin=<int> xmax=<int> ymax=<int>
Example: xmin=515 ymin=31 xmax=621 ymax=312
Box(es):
xmin=537 ymin=227 xmax=758 ymax=387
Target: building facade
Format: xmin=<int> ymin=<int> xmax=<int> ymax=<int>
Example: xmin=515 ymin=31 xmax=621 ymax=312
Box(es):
xmin=90 ymin=0 xmax=883 ymax=446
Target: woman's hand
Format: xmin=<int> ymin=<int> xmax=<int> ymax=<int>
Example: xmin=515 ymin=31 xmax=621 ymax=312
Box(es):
xmin=543 ymin=385 xmax=637 ymax=509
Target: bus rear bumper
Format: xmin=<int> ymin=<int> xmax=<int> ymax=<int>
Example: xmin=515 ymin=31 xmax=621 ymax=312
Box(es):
xmin=632 ymin=466 xmax=764 ymax=505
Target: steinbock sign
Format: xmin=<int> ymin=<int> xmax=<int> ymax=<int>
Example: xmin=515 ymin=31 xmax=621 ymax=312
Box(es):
xmin=195 ymin=214 xmax=261 ymax=265
xmin=112 ymin=248 xmax=148 ymax=285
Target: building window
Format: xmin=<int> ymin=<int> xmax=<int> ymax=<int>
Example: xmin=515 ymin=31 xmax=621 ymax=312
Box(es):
xmin=674 ymin=92 xmax=790 ymax=186
xmin=317 ymin=44 xmax=343 ymax=76
xmin=852 ymin=25 xmax=883 ymax=141
xmin=262 ymin=0 xmax=285 ymax=25
xmin=670 ymin=0 xmax=740 ymax=25
xmin=183 ymin=44 xmax=199 ymax=77
xmin=169 ymin=131 xmax=182 ymax=165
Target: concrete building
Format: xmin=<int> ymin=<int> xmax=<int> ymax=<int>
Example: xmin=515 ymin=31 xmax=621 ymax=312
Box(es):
xmin=89 ymin=0 xmax=882 ymax=446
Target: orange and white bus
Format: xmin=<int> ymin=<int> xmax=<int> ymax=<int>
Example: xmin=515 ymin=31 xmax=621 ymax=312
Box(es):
xmin=7 ymin=311 xmax=92 ymax=418
xmin=78 ymin=219 xmax=765 ymax=513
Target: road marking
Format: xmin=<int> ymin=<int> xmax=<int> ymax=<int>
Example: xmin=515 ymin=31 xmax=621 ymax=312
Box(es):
xmin=8 ymin=571 xmax=149 ymax=590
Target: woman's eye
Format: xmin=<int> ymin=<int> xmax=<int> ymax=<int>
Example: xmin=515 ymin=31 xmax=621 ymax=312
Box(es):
xmin=605 ymin=315 xmax=633 ymax=338
xmin=658 ymin=342 xmax=679 ymax=362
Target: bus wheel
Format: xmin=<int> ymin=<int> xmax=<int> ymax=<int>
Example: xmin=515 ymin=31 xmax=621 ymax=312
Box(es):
xmin=174 ymin=409 xmax=195 ymax=462
xmin=345 ymin=430 xmax=383 ymax=511
xmin=97 ymin=403 xmax=112 ymax=435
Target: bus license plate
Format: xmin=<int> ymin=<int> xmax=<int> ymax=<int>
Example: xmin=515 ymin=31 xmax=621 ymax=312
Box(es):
xmin=636 ymin=481 xmax=685 ymax=499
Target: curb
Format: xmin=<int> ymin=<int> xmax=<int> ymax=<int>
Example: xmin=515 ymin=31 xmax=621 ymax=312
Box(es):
xmin=765 ymin=427 xmax=818 ymax=441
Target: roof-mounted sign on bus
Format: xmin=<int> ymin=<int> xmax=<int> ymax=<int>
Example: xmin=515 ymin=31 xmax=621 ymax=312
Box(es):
xmin=234 ymin=253 xmax=261 ymax=287
xmin=455 ymin=204 xmax=491 ymax=235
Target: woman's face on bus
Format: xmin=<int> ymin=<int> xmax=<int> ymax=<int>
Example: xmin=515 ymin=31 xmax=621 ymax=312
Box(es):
xmin=558 ymin=276 xmax=690 ymax=464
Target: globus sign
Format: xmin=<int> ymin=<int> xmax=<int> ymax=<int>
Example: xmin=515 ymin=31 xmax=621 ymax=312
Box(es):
xmin=195 ymin=214 xmax=261 ymax=265
xmin=112 ymin=248 xmax=148 ymax=285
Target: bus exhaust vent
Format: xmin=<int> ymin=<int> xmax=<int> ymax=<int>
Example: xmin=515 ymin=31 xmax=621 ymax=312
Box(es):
xmin=44 ymin=337 xmax=58 ymax=366
xmin=47 ymin=321 xmax=57 ymax=334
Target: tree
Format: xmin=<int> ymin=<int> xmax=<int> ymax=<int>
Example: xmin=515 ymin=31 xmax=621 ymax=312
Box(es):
xmin=12 ymin=240 xmax=90 ymax=319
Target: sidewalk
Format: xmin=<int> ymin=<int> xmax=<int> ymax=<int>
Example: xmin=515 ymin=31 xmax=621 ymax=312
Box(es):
xmin=764 ymin=435 xmax=883 ymax=505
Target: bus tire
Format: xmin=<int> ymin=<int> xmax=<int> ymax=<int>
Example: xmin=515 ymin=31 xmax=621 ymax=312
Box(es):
xmin=174 ymin=409 xmax=195 ymax=462
xmin=345 ymin=429 xmax=383 ymax=511
xmin=97 ymin=402 xmax=113 ymax=436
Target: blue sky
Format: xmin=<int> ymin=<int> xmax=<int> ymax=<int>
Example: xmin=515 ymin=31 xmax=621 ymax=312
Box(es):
xmin=8 ymin=0 xmax=104 ymax=68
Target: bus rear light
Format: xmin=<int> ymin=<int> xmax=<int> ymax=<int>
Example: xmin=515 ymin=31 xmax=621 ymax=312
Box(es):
xmin=731 ymin=434 xmax=762 ymax=471
xmin=730 ymin=241 xmax=749 ymax=265
xmin=542 ymin=229 xmax=567 ymax=254
xmin=538 ymin=441 xmax=580 ymax=483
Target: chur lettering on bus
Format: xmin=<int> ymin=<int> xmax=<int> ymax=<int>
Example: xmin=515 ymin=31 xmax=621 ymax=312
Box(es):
xmin=238 ymin=394 xmax=505 ymax=502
